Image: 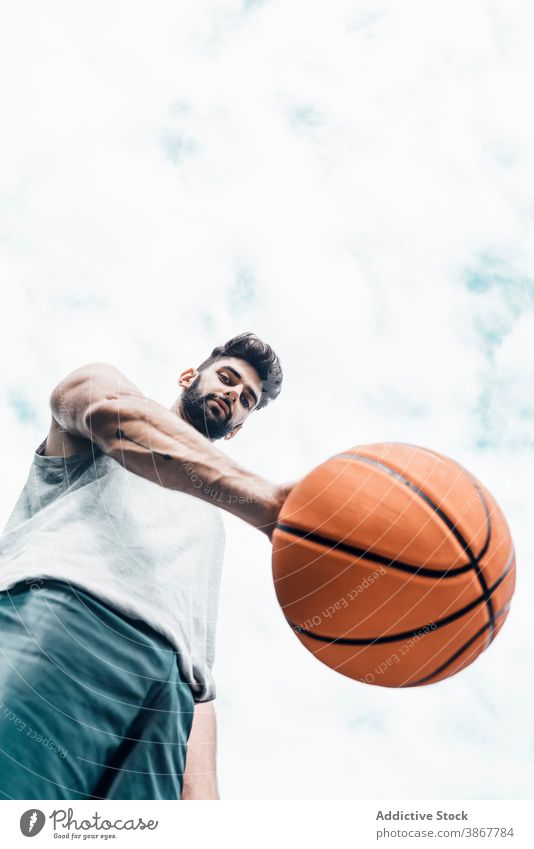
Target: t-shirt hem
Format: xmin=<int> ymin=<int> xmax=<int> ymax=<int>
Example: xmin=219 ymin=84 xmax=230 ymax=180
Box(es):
xmin=192 ymin=691 xmax=216 ymax=703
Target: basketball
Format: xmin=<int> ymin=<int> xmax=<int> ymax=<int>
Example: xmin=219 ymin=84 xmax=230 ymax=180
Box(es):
xmin=272 ymin=443 xmax=516 ymax=687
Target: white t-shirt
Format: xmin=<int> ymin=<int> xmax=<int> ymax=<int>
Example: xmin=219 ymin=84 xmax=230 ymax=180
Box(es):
xmin=0 ymin=440 xmax=225 ymax=702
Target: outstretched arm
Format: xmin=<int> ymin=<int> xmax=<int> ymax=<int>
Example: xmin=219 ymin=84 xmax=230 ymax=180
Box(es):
xmin=49 ymin=362 xmax=290 ymax=540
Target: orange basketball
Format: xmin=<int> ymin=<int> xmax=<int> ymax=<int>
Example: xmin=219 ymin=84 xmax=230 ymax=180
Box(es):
xmin=272 ymin=443 xmax=515 ymax=687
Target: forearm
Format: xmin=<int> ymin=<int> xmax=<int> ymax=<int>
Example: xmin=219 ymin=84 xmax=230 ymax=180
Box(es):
xmin=85 ymin=394 xmax=280 ymax=536
xmin=181 ymin=700 xmax=219 ymax=801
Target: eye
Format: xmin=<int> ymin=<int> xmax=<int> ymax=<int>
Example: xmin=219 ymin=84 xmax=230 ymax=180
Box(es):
xmin=241 ymin=395 xmax=250 ymax=410
xmin=219 ymin=373 xmax=229 ymax=383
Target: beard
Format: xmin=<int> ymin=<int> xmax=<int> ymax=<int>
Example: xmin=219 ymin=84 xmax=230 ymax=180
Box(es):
xmin=180 ymin=374 xmax=233 ymax=440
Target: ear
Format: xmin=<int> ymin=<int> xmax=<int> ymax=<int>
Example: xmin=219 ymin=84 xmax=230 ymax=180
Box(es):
xmin=178 ymin=367 xmax=198 ymax=389
xmin=224 ymin=423 xmax=243 ymax=441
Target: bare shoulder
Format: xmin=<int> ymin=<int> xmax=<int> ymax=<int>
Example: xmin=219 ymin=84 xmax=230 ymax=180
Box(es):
xmin=46 ymin=363 xmax=143 ymax=456
xmin=50 ymin=362 xmax=141 ymax=403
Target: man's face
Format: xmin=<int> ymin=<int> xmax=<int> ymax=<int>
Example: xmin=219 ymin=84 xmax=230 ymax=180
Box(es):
xmin=178 ymin=356 xmax=263 ymax=441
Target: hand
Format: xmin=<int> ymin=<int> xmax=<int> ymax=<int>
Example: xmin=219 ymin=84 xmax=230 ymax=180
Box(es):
xmin=262 ymin=479 xmax=299 ymax=543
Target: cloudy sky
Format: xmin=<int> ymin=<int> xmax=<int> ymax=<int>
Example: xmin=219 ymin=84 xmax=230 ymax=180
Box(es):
xmin=1 ymin=0 xmax=533 ymax=799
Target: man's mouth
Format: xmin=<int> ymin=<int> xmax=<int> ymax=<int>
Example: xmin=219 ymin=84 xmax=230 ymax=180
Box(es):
xmin=212 ymin=397 xmax=229 ymax=416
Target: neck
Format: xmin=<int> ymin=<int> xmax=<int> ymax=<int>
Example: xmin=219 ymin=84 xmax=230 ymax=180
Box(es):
xmin=170 ymin=397 xmax=187 ymax=423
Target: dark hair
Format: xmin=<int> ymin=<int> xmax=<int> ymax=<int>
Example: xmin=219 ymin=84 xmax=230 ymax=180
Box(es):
xmin=197 ymin=331 xmax=283 ymax=411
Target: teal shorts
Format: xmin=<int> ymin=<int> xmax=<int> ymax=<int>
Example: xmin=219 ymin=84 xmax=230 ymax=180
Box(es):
xmin=0 ymin=579 xmax=195 ymax=800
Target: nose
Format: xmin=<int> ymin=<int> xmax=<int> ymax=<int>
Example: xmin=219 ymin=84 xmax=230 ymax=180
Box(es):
xmin=224 ymin=387 xmax=239 ymax=404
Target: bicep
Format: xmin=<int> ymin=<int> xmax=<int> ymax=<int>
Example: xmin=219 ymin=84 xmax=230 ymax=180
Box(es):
xmin=50 ymin=363 xmax=142 ymax=441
